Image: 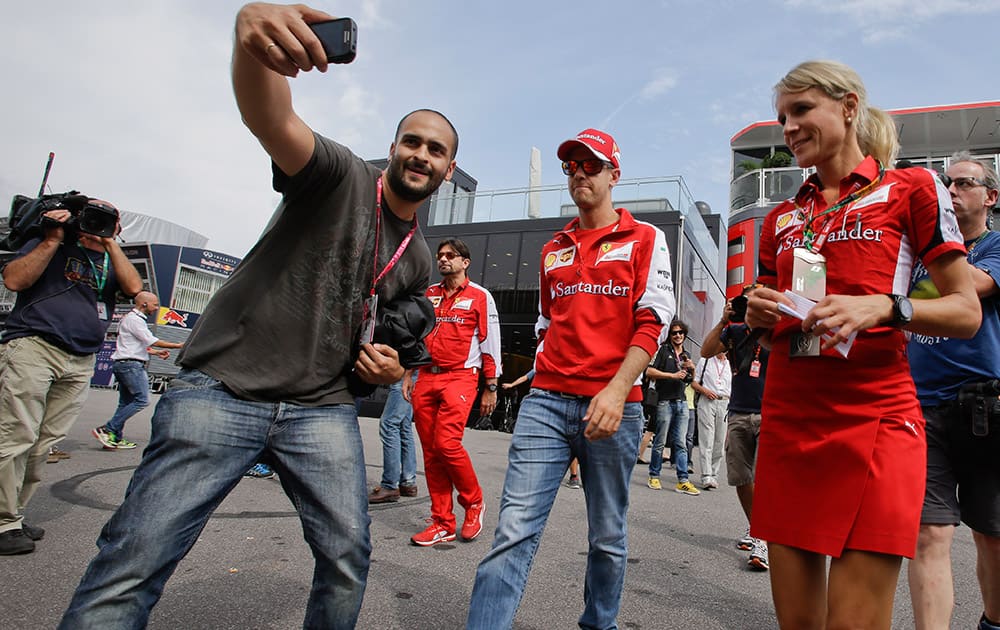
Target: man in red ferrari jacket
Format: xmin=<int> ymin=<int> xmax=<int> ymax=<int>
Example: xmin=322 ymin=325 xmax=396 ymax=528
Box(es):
xmin=467 ymin=128 xmax=676 ymax=629
xmin=405 ymin=238 xmax=501 ymax=547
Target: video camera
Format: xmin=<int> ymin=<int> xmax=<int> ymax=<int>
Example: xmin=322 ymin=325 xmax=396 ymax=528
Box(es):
xmin=3 ymin=192 xmax=119 ymax=251
xmin=2 ymin=152 xmax=120 ymax=252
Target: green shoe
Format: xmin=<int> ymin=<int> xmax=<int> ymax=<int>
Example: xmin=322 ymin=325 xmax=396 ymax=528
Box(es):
xmin=113 ymin=436 xmax=137 ymax=450
xmin=92 ymin=427 xmax=117 ymax=449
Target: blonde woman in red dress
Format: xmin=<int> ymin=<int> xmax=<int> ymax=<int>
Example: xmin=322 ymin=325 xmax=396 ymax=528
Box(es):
xmin=745 ymin=60 xmax=980 ymax=629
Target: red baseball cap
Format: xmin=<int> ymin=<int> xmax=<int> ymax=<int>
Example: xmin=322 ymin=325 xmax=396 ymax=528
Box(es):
xmin=557 ymin=128 xmax=621 ymax=169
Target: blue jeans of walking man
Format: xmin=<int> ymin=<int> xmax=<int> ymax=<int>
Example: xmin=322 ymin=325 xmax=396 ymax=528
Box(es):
xmin=378 ymin=379 xmax=417 ymax=490
xmin=650 ymin=398 xmax=689 ymax=482
xmin=467 ymin=390 xmax=643 ymax=630
xmin=104 ymin=360 xmax=151 ymax=440
xmin=60 ymin=369 xmax=371 ymax=630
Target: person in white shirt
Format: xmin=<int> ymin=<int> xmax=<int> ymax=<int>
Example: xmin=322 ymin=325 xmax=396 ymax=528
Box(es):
xmin=692 ymin=351 xmax=732 ymax=489
xmin=92 ymin=291 xmax=183 ymax=449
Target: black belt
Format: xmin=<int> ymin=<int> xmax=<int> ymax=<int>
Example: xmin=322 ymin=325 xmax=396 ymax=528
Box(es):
xmin=425 ymin=365 xmax=477 ymax=374
xmin=115 ymin=359 xmax=146 ymax=364
xmin=556 ymin=391 xmax=588 ymax=400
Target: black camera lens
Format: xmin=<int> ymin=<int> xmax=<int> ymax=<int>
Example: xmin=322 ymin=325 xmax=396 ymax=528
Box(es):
xmin=77 ymin=204 xmax=118 ymax=238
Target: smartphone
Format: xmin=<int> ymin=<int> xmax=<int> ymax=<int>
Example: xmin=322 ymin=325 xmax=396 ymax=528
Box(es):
xmin=309 ymin=18 xmax=358 ymax=64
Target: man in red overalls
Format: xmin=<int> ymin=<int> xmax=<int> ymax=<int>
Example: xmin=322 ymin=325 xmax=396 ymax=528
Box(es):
xmin=405 ymin=238 xmax=501 ymax=546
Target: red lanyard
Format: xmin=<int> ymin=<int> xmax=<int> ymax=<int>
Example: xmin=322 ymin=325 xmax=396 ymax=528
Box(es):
xmin=712 ymin=357 xmax=728 ymax=386
xmin=370 ymin=176 xmax=417 ymax=298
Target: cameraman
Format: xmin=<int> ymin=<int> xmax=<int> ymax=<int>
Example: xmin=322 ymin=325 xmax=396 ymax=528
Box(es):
xmin=701 ymin=283 xmax=770 ymax=571
xmin=0 ymin=201 xmax=141 ymax=555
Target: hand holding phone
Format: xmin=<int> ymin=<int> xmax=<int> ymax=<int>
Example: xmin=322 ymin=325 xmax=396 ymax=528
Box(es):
xmin=309 ymin=18 xmax=358 ymax=64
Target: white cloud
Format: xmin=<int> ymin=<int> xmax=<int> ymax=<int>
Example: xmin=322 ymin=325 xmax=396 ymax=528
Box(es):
xmin=784 ymin=0 xmax=1000 ymax=42
xmin=602 ymin=68 xmax=680 ymax=128
xmin=639 ymin=70 xmax=679 ymax=101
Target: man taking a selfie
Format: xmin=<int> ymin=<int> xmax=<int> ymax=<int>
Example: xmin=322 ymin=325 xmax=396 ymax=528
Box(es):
xmin=61 ymin=4 xmax=455 ymax=628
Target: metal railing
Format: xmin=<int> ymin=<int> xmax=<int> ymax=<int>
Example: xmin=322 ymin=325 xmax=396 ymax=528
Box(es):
xmin=729 ymin=166 xmax=807 ymax=214
xmin=729 ymin=153 xmax=1000 ymax=216
xmin=428 ymin=176 xmax=700 ymax=226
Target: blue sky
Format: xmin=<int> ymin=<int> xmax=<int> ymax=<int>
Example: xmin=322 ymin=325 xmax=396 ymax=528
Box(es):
xmin=3 ymin=0 xmax=999 ymax=256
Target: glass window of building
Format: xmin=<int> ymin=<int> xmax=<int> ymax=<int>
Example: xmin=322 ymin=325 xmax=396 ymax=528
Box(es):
xmin=727 ymin=265 xmax=745 ymax=287
xmin=728 ymin=236 xmax=745 ymax=258
xmin=172 ymin=266 xmax=229 ymax=313
xmin=483 ymin=233 xmax=520 ymax=290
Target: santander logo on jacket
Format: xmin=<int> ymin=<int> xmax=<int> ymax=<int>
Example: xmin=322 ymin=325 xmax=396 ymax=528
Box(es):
xmin=533 ymin=209 xmax=676 ymax=401
xmin=424 ymin=279 xmax=502 ymax=378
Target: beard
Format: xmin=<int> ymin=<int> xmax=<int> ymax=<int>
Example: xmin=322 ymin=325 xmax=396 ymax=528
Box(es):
xmin=385 ymin=155 xmax=446 ymax=203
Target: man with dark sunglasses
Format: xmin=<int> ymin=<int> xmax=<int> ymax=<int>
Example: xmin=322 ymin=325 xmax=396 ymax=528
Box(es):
xmin=908 ymin=152 xmax=1000 ymax=630
xmin=646 ymin=320 xmax=699 ymax=495
xmin=405 ymin=238 xmax=501 ymax=546
xmin=468 ymin=128 xmax=676 ymax=629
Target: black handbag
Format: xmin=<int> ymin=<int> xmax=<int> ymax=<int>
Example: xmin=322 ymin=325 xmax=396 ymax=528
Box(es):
xmin=643 ymin=383 xmax=658 ymax=406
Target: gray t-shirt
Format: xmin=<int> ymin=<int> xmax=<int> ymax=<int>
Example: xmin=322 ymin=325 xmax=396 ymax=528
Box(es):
xmin=178 ymin=134 xmax=432 ymax=405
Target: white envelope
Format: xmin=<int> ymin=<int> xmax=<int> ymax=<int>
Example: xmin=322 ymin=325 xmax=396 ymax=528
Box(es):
xmin=777 ymin=290 xmax=857 ymax=358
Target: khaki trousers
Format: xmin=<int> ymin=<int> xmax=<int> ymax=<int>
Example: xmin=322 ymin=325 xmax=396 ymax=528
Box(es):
xmin=0 ymin=336 xmax=94 ymax=532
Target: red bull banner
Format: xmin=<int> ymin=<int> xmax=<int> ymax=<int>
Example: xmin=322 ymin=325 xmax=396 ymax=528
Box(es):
xmin=157 ymin=307 xmax=200 ymax=329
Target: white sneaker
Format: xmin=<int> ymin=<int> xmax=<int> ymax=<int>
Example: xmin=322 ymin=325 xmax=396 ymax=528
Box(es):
xmin=737 ymin=527 xmax=754 ymax=551
xmin=748 ymin=539 xmax=769 ymax=571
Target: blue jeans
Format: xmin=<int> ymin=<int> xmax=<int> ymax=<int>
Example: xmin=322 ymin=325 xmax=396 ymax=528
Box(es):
xmin=60 ymin=369 xmax=370 ymax=630
xmin=378 ymin=380 xmax=416 ymax=489
xmin=467 ymin=389 xmax=642 ymax=630
xmin=105 ymin=360 xmax=151 ymax=438
xmin=650 ymin=399 xmax=689 ymax=482
xmin=686 ymin=407 xmax=696 ymax=455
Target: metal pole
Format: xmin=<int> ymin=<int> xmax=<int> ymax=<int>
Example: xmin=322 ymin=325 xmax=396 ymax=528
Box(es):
xmin=675 ymin=215 xmax=685 ymax=322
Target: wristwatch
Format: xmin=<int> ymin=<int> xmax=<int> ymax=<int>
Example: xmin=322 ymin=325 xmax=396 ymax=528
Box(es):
xmin=887 ymin=294 xmax=913 ymax=328
xmin=486 ymin=383 xmax=498 ymax=392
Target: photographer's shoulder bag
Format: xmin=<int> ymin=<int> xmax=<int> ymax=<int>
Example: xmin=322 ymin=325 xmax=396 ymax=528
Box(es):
xmin=642 ymin=344 xmax=670 ymax=407
xmin=692 ymin=360 xmax=709 ymax=407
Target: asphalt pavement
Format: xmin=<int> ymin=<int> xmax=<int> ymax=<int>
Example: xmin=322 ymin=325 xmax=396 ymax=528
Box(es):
xmin=0 ymin=388 xmax=985 ymax=629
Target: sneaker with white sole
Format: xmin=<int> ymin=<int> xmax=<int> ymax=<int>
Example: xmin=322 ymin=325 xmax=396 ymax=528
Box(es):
xmin=92 ymin=427 xmax=118 ymax=449
xmin=244 ymin=463 xmax=275 ymax=479
xmin=748 ymin=539 xmax=769 ymax=571
xmin=411 ymin=521 xmax=457 ymax=547
xmin=675 ymin=480 xmax=701 ymax=496
xmin=737 ymin=527 xmax=754 ymax=551
xmin=461 ymin=502 xmax=485 ymax=542
xmin=647 ymin=477 xmax=662 ymax=490
xmin=112 ymin=436 xmax=137 ymax=449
